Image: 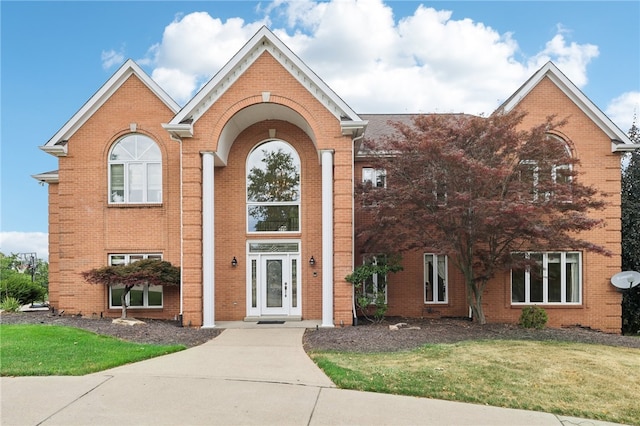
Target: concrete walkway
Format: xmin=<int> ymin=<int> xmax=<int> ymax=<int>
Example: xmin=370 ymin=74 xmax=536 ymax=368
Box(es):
xmin=1 ymin=327 xmax=625 ymax=426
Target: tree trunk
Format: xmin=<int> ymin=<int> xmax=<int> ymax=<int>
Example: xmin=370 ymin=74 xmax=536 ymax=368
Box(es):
xmin=120 ymin=286 xmax=132 ymax=319
xmin=467 ymin=281 xmax=487 ymax=324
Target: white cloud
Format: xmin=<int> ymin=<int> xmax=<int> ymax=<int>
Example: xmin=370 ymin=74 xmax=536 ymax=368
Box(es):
xmin=606 ymin=91 xmax=640 ymax=134
xmin=0 ymin=232 xmax=48 ymax=262
xmin=529 ymin=33 xmax=599 ymax=87
xmin=101 ymin=48 xmax=125 ymax=70
xmin=143 ymin=0 xmax=606 ymax=115
xmin=145 ymin=12 xmax=268 ymax=105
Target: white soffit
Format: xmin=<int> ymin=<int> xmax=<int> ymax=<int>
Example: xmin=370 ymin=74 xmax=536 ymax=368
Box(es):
xmin=500 ymin=62 xmax=632 ymax=151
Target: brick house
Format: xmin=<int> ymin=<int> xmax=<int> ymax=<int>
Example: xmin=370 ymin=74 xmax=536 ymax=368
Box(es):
xmin=35 ymin=27 xmax=636 ymax=332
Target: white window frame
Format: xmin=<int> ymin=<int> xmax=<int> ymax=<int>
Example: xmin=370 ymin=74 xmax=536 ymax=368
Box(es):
xmin=108 ymin=134 xmax=162 ymax=204
xmin=511 ymin=251 xmax=582 ymax=305
xmin=362 ymin=167 xmax=387 ymax=188
xmin=358 ymin=256 xmax=388 ymax=304
xmin=424 ymin=254 xmax=448 ymax=303
xmin=108 ymin=253 xmax=163 ymax=309
xmin=520 ymin=136 xmax=573 ymax=202
xmin=246 ymin=140 xmax=301 ymax=233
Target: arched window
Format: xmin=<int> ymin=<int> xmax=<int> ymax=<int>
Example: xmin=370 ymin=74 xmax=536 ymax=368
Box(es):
xmin=518 ymin=134 xmax=572 ymax=202
xmin=246 ymin=140 xmax=301 ymax=232
xmin=108 ymin=134 xmax=162 ymax=204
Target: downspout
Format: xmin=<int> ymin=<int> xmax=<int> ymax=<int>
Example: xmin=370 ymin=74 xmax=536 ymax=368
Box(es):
xmin=351 ymin=132 xmax=365 ymax=325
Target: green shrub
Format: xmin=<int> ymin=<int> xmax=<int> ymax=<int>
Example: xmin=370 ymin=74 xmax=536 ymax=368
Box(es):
xmin=0 ymin=275 xmax=46 ymax=305
xmin=519 ymin=306 xmax=548 ymax=329
xmin=0 ymin=296 xmax=22 ymax=312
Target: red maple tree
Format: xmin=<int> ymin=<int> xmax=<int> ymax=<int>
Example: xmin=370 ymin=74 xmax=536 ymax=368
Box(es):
xmin=357 ymin=110 xmax=609 ymax=324
xmin=82 ymin=259 xmax=180 ymax=319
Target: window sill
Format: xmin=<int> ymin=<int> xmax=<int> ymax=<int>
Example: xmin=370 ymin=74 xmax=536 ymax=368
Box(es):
xmin=511 ymin=303 xmax=582 ymax=308
xmin=108 ymin=307 xmax=164 ymax=310
xmin=108 ymin=203 xmax=163 ymax=209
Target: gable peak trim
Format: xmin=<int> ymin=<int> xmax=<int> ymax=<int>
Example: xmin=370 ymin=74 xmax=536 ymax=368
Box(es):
xmin=41 ymin=59 xmax=180 ymax=155
xmin=499 ymin=61 xmax=631 ymax=149
xmin=169 ymin=26 xmax=362 ymax=131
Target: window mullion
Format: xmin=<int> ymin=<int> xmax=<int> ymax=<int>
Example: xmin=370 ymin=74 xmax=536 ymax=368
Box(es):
xmin=542 ymin=253 xmax=549 ymax=303
xmin=524 ymin=253 xmax=531 ymax=303
xmin=560 ymin=252 xmax=567 ymax=303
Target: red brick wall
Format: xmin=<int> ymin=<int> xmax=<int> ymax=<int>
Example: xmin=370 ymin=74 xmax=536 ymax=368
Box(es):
xmin=177 ymin=52 xmax=355 ymax=326
xmin=48 ymin=53 xmax=621 ymax=332
xmin=482 ymin=77 xmax=623 ymax=333
xmin=353 ymin=77 xmax=623 ymax=333
xmin=49 ymin=75 xmax=181 ymax=320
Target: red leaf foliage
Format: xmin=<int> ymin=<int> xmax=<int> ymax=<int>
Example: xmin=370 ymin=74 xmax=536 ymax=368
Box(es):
xmin=356 ymin=110 xmax=609 ymax=322
xmin=81 ymin=259 xmax=180 ymax=289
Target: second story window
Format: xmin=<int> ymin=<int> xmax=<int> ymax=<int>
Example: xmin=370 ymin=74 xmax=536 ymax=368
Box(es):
xmin=108 ymin=134 xmax=162 ymax=204
xmin=362 ymin=167 xmax=387 ymax=188
xmin=518 ymin=135 xmax=572 ymax=202
xmin=247 ymin=140 xmax=301 ymax=232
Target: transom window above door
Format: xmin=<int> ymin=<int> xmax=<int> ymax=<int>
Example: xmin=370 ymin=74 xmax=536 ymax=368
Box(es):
xmin=247 ymin=140 xmax=301 ymax=232
xmin=108 ymin=134 xmax=162 ymax=204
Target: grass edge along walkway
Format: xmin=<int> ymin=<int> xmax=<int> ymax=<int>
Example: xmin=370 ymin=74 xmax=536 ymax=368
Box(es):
xmin=308 ymin=339 xmax=640 ymax=426
xmin=1 ymin=324 xmax=185 ymax=376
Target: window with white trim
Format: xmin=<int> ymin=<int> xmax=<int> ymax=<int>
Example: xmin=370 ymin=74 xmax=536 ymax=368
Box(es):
xmin=424 ymin=254 xmax=447 ymax=303
xmin=511 ymin=252 xmax=581 ymax=304
xmin=362 ymin=167 xmax=387 ymax=188
xmin=108 ymin=254 xmax=163 ymax=308
xmin=246 ymin=140 xmax=300 ymax=232
xmin=518 ymin=135 xmax=572 ymax=202
xmin=109 ymin=134 xmax=162 ymax=204
xmin=357 ymin=256 xmax=388 ymax=304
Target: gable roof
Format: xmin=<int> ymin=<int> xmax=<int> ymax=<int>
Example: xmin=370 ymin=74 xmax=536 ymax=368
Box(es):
xmin=498 ymin=61 xmax=636 ymax=152
xmin=164 ymin=26 xmax=366 ymax=138
xmin=41 ymin=59 xmax=180 ymax=157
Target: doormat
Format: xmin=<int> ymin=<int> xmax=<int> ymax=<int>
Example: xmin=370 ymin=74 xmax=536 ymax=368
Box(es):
xmin=257 ymin=320 xmax=285 ymax=324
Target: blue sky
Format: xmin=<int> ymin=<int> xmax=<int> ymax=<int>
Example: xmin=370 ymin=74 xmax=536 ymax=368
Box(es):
xmin=2 ymin=1 xmax=639 ymax=261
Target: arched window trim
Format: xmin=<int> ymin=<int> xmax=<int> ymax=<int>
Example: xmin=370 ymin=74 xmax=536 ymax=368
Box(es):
xmin=246 ymin=139 xmax=301 ymax=233
xmin=108 ymin=134 xmax=162 ymax=204
xmin=519 ymin=133 xmax=573 ymax=202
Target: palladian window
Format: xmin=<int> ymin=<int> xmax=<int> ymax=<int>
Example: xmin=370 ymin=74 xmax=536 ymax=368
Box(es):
xmin=108 ymin=134 xmax=162 ymax=204
xmin=246 ymin=140 xmax=301 ymax=232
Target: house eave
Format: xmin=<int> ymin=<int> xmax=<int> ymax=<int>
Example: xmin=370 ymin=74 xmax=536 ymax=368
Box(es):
xmin=32 ymin=171 xmax=59 ymax=184
xmin=341 ymin=121 xmax=368 ymax=137
xmin=612 ymin=141 xmax=640 ymax=153
xmin=162 ymin=123 xmax=194 ymax=139
xmin=40 ymin=144 xmax=67 ymax=157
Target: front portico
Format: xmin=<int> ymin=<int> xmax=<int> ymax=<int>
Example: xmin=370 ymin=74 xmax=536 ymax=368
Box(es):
xmin=163 ymin=27 xmax=366 ymax=328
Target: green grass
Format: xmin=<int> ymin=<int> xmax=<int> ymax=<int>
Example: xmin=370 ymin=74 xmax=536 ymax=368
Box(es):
xmin=309 ymin=340 xmax=640 ymax=426
xmin=0 ymin=324 xmax=185 ymax=376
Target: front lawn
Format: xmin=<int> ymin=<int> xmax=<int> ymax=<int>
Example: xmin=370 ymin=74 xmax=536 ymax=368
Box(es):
xmin=309 ymin=340 xmax=640 ymax=425
xmin=0 ymin=324 xmax=184 ymax=376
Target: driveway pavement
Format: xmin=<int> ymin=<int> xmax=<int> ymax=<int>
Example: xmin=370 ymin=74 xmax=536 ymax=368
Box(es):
xmin=0 ymin=327 xmax=625 ymax=425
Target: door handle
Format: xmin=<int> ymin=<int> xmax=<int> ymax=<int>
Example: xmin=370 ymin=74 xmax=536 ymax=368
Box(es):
xmin=284 ymin=282 xmax=287 ymax=297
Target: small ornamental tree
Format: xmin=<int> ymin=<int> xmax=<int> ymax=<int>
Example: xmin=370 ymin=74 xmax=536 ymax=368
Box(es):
xmin=358 ymin=110 xmax=608 ymax=324
xmin=82 ymin=259 xmax=180 ymax=319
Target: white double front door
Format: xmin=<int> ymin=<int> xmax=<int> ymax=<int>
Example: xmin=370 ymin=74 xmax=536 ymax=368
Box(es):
xmin=247 ymin=244 xmax=301 ymax=317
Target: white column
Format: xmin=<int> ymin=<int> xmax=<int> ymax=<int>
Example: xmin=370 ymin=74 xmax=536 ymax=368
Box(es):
xmin=202 ymin=152 xmax=215 ymax=328
xmin=321 ymin=150 xmax=335 ymax=327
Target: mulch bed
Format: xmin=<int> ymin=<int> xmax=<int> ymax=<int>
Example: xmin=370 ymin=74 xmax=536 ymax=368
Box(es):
xmin=2 ymin=311 xmax=639 ymax=351
xmin=303 ymin=316 xmax=640 ymax=352
xmin=0 ymin=310 xmax=222 ymax=348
